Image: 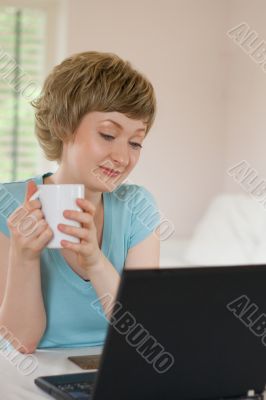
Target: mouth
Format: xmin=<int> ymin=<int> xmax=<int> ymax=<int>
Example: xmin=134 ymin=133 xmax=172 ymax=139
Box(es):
xmin=99 ymin=166 xmax=121 ymax=177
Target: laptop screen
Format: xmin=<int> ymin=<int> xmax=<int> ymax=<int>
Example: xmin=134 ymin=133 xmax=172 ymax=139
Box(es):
xmin=92 ymin=265 xmax=266 ymax=400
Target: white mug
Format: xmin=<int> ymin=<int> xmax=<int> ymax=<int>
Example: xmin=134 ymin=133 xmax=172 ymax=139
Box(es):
xmin=33 ymin=184 xmax=85 ymax=248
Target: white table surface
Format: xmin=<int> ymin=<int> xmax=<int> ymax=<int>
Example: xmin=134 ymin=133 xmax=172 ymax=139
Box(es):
xmin=2 ymin=345 xmax=265 ymax=400
xmin=0 ymin=345 xmax=102 ymax=400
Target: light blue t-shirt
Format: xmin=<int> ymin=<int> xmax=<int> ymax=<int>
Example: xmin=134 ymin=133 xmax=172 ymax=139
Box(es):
xmin=0 ymin=172 xmax=160 ymax=349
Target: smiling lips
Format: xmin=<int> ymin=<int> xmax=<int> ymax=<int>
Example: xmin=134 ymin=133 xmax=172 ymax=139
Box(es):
xmin=100 ymin=166 xmax=121 ymax=177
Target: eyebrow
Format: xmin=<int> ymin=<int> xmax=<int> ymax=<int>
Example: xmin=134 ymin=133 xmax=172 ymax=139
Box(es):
xmin=100 ymin=119 xmax=146 ymax=133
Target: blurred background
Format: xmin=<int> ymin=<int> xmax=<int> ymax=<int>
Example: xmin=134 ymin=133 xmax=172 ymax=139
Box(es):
xmin=1 ymin=0 xmax=266 ymax=265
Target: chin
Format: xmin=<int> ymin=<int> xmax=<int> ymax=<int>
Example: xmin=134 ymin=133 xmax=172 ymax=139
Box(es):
xmin=102 ymin=181 xmax=120 ymax=192
xmin=98 ymin=174 xmax=124 ymax=191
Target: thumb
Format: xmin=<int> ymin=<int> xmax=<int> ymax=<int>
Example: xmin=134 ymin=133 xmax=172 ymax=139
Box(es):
xmin=24 ymin=180 xmax=38 ymax=203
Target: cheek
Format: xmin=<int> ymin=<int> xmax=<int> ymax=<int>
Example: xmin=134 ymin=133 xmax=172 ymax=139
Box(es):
xmin=129 ymin=152 xmax=140 ymax=166
xmin=71 ymin=139 xmax=105 ymax=162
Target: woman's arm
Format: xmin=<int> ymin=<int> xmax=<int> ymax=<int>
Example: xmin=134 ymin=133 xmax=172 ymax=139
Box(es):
xmin=124 ymin=231 xmax=160 ymax=269
xmin=60 ymin=198 xmax=160 ymax=320
xmin=0 ymin=181 xmax=53 ymax=354
xmin=87 ymin=253 xmax=121 ymax=320
xmin=86 ymin=231 xmax=160 ymax=320
xmin=0 ymin=234 xmax=47 ymax=354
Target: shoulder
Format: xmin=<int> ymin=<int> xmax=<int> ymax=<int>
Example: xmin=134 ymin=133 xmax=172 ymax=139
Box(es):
xmin=110 ymin=183 xmax=160 ymax=242
xmin=0 ymin=178 xmax=30 ymax=206
xmin=111 ymin=183 xmax=158 ymax=208
xmin=0 ymin=177 xmax=37 ymax=237
xmin=0 ymin=174 xmax=42 ymax=205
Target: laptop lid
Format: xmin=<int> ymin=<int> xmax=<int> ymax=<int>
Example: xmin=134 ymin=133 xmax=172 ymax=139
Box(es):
xmin=92 ymin=265 xmax=266 ymax=400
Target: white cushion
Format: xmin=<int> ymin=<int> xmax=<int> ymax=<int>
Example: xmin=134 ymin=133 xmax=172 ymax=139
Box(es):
xmin=184 ymin=193 xmax=266 ymax=266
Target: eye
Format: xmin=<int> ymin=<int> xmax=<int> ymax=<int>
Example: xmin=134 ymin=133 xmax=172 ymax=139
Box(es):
xmin=129 ymin=142 xmax=143 ymax=149
xmin=99 ymin=133 xmax=143 ymax=150
xmin=100 ymin=133 xmax=114 ymax=141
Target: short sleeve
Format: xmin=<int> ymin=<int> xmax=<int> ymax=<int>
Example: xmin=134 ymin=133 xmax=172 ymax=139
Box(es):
xmin=0 ymin=183 xmax=17 ymax=238
xmin=128 ymin=186 xmax=160 ymax=249
xmin=0 ymin=212 xmax=10 ymax=237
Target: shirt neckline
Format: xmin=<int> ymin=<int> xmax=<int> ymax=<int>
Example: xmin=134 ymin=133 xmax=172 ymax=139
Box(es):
xmin=33 ymin=172 xmax=112 ymax=290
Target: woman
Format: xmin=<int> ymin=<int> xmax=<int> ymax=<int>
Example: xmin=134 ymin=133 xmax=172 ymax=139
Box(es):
xmin=0 ymin=51 xmax=160 ymax=354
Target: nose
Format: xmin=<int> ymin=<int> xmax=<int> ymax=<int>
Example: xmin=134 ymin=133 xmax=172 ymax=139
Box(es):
xmin=110 ymin=140 xmax=130 ymax=168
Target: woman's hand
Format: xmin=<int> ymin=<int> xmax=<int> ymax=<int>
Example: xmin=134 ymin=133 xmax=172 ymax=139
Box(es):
xmin=58 ymin=198 xmax=102 ymax=278
xmin=8 ymin=180 xmax=53 ymax=263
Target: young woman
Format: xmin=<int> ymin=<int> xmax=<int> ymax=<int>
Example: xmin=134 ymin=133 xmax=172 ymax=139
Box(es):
xmin=0 ymin=51 xmax=160 ymax=354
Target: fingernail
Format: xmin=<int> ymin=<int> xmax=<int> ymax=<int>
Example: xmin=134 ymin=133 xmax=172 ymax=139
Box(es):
xmin=29 ymin=190 xmax=40 ymax=201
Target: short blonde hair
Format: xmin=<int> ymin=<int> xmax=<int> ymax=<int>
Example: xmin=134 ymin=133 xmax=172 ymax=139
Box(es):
xmin=32 ymin=51 xmax=157 ymax=161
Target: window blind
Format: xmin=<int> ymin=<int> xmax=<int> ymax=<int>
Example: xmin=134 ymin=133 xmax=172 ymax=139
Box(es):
xmin=0 ymin=6 xmax=46 ymax=182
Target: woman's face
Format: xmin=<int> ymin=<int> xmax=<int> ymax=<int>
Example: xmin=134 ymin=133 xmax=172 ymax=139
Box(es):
xmin=62 ymin=111 xmax=147 ymax=192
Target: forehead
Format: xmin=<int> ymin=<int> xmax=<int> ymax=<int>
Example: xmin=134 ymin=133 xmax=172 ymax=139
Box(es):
xmin=88 ymin=111 xmax=147 ymax=132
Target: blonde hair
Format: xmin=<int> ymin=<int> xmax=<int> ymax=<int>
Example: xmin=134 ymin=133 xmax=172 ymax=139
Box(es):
xmin=32 ymin=51 xmax=157 ymax=161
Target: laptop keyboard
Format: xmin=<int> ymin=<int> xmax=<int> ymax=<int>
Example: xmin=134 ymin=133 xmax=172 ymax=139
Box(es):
xmin=56 ymin=381 xmax=94 ymax=399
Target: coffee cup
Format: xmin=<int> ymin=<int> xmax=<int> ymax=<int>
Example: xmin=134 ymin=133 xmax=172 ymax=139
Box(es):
xmin=31 ymin=184 xmax=85 ymax=248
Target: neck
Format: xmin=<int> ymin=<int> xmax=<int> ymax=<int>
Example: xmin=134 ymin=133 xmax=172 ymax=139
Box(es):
xmin=44 ymin=168 xmax=103 ymax=211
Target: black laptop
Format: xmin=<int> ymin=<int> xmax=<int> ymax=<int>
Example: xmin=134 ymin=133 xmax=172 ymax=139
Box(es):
xmin=35 ymin=265 xmax=266 ymax=400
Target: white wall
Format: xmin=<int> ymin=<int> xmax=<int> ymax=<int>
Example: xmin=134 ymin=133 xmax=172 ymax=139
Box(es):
xmin=42 ymin=0 xmax=266 ymax=238
xmin=42 ymin=0 xmax=226 ymax=238
xmin=224 ymin=0 xmax=266 ymax=192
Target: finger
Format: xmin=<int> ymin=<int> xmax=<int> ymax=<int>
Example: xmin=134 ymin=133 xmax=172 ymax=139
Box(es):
xmin=29 ymin=208 xmax=44 ymax=221
xmin=33 ymin=225 xmax=54 ymax=249
xmin=27 ymin=199 xmax=42 ymax=211
xmin=17 ymin=213 xmax=42 ymax=237
xmin=24 ymin=180 xmax=38 ymax=203
xmin=24 ymin=219 xmax=48 ymax=239
xmin=58 ymin=224 xmax=89 ymax=241
xmin=19 ymin=208 xmax=44 ymax=225
xmin=63 ymin=210 xmax=93 ymax=226
xmin=61 ymin=240 xmax=84 ymax=252
xmin=76 ymin=198 xmax=96 ymax=215
xmin=35 ymin=221 xmax=50 ymax=238
xmin=8 ymin=206 xmax=42 ymax=231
